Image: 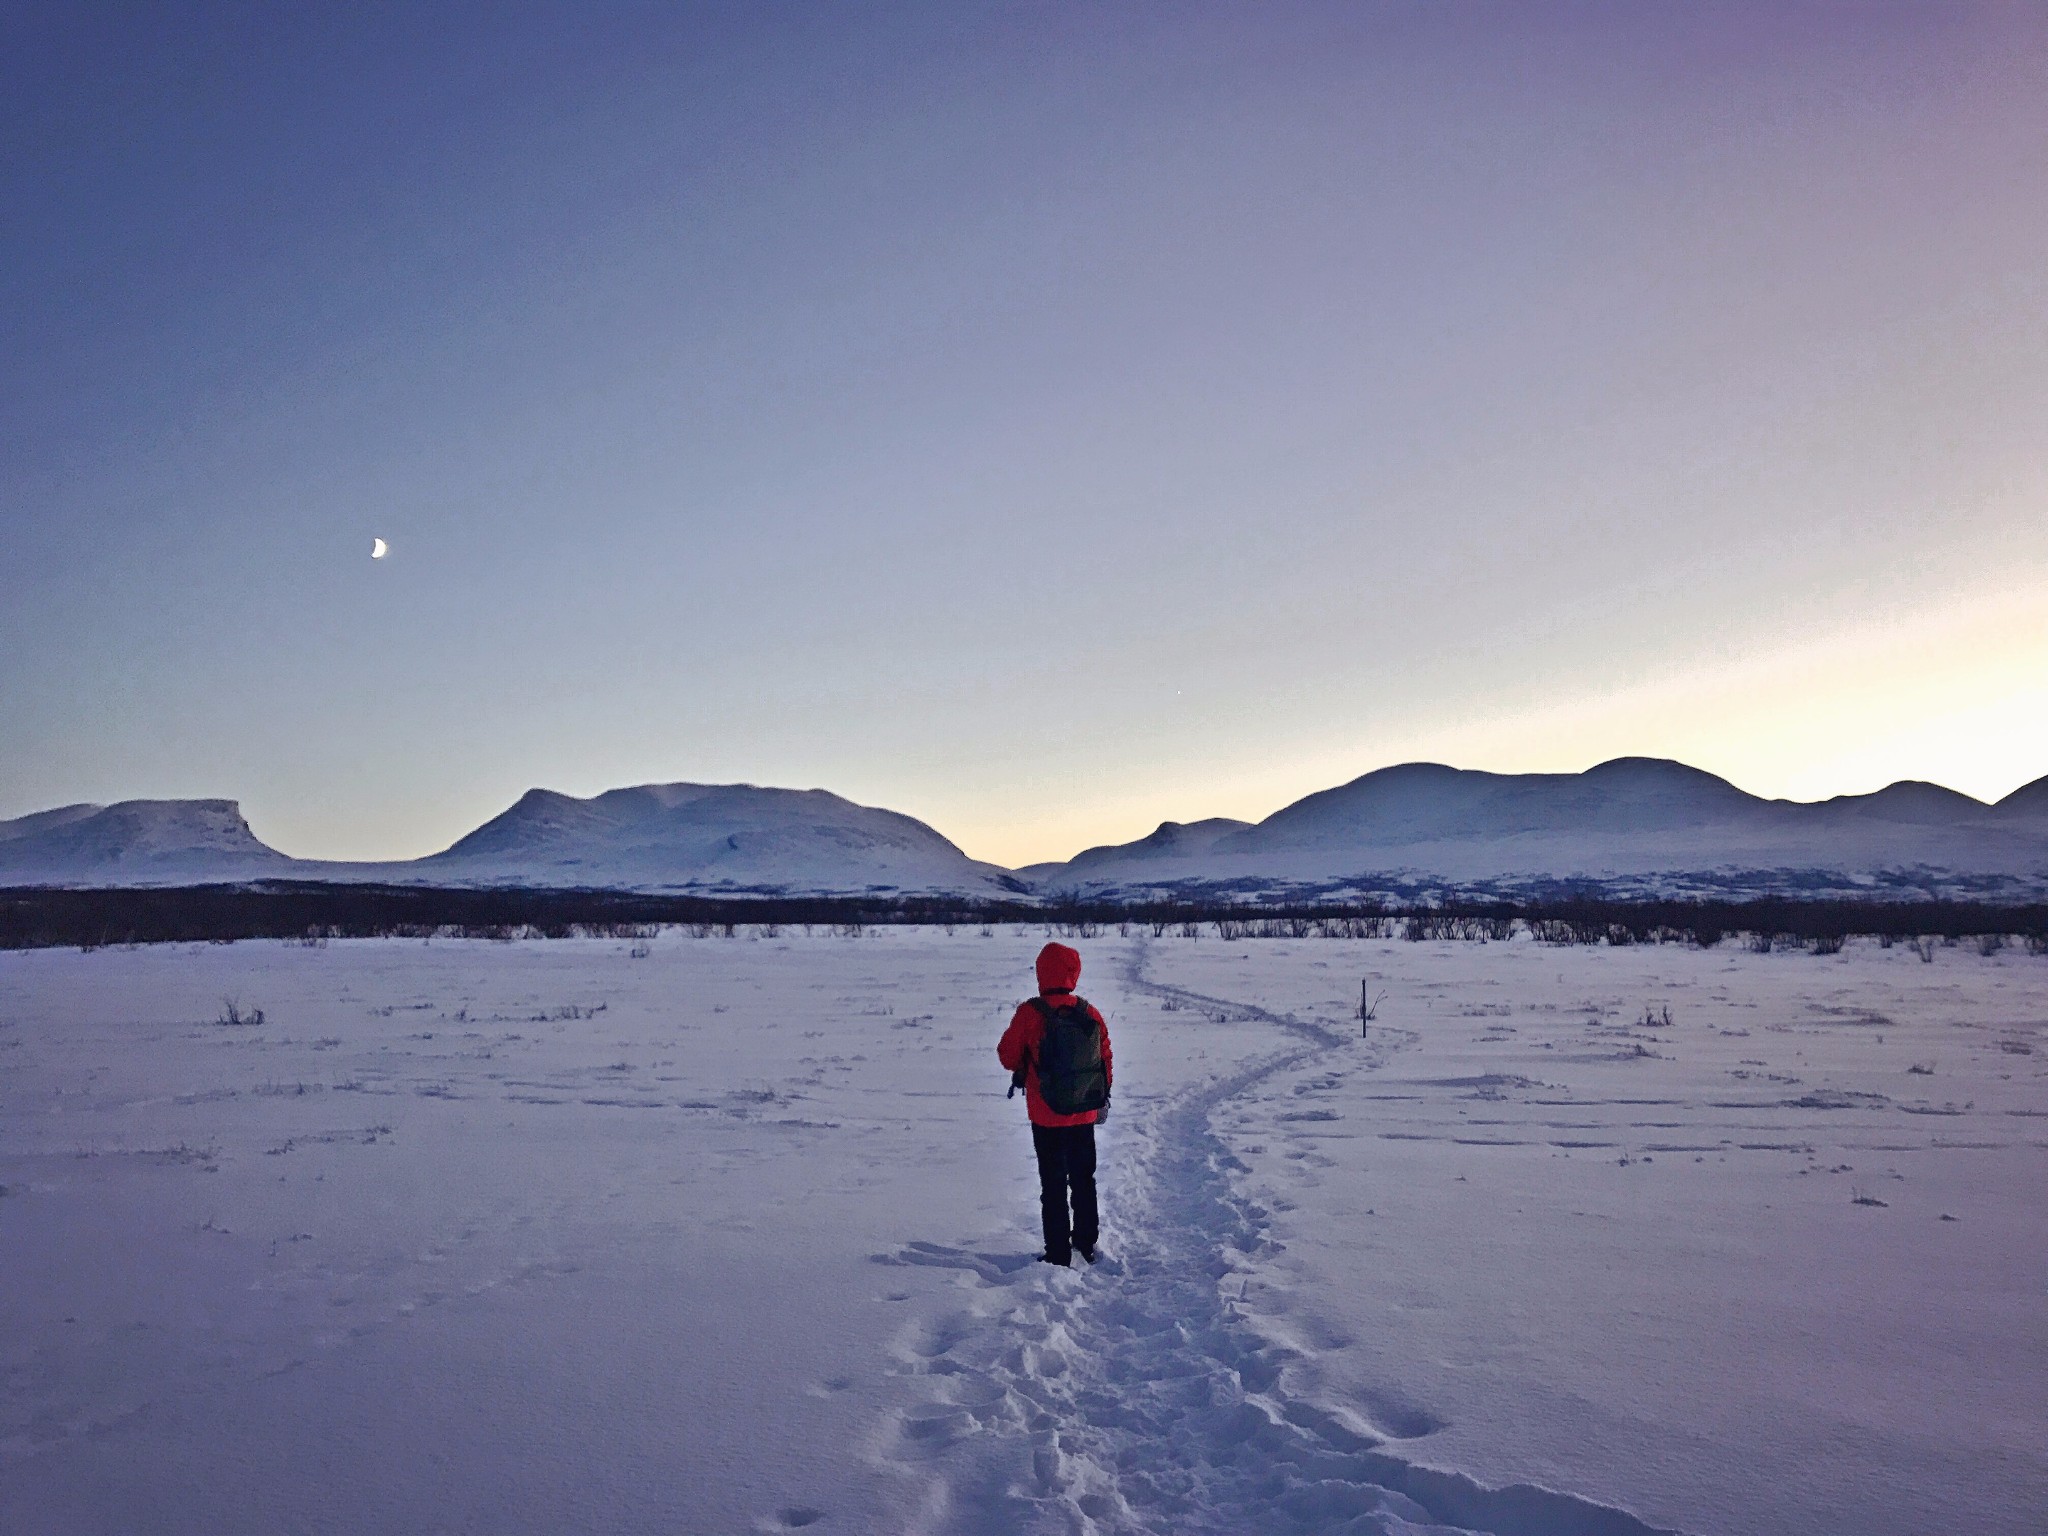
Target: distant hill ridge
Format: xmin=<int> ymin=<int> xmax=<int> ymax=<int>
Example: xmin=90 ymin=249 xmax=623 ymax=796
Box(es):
xmin=421 ymin=781 xmax=1019 ymax=894
xmin=2 ymin=758 xmax=2044 ymax=898
xmin=1035 ymin=757 xmax=2048 ymax=900
xmin=1213 ymin=757 xmax=2042 ymax=852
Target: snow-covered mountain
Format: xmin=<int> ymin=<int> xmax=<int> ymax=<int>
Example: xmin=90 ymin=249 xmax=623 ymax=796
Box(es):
xmin=6 ymin=761 xmax=2045 ymax=899
xmin=411 ymin=782 xmax=1021 ymax=895
xmin=1018 ymin=818 xmax=1253 ymax=884
xmin=1991 ymin=772 xmax=2048 ymax=820
xmin=1033 ymin=759 xmax=2048 ymax=900
xmin=0 ymin=784 xmax=1020 ymax=896
xmin=0 ymin=800 xmax=295 ymax=883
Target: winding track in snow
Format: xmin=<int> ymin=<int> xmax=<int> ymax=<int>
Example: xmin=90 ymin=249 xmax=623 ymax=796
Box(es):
xmin=870 ymin=941 xmax=1683 ymax=1536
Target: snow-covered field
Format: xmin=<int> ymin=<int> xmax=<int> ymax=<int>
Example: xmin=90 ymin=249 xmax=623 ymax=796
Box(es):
xmin=2 ymin=930 xmax=2041 ymax=1535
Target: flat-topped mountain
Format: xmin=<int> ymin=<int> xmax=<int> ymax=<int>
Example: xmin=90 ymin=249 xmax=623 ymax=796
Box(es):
xmin=0 ymin=799 xmax=292 ymax=881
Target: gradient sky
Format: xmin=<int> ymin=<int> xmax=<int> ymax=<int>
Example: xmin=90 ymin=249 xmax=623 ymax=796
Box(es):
xmin=4 ymin=3 xmax=2046 ymax=867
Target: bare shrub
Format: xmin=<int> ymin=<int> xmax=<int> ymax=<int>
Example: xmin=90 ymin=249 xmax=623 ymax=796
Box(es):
xmin=1329 ymin=914 xmax=1391 ymax=939
xmin=1359 ymin=980 xmax=1387 ymax=1029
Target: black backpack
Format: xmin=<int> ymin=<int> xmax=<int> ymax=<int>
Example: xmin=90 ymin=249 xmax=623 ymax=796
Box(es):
xmin=1030 ymin=997 xmax=1108 ymax=1116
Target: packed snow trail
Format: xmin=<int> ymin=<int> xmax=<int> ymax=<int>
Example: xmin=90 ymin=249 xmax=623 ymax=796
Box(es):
xmin=871 ymin=941 xmax=1682 ymax=1536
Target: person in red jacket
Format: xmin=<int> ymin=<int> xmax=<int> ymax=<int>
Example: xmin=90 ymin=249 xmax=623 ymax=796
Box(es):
xmin=998 ymin=942 xmax=1113 ymax=1266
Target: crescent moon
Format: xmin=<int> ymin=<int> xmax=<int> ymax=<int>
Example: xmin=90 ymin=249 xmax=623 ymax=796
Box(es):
xmin=371 ymin=538 xmax=388 ymax=559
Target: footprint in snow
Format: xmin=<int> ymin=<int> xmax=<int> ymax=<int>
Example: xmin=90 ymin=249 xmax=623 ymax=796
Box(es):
xmin=866 ymin=944 xmax=1676 ymax=1536
xmin=872 ymin=1241 xmax=1043 ymax=1284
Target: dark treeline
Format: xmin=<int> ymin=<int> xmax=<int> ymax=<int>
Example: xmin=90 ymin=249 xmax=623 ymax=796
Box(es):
xmin=2 ymin=882 xmax=2045 ymax=953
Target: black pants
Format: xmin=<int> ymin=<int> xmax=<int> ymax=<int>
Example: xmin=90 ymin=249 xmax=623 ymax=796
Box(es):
xmin=1031 ymin=1122 xmax=1098 ymax=1261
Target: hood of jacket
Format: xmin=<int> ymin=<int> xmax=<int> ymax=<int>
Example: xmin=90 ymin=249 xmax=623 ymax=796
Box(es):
xmin=1036 ymin=941 xmax=1082 ymax=995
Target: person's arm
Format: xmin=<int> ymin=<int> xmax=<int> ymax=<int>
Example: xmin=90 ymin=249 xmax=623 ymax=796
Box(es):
xmin=997 ymin=1004 xmax=1035 ymax=1073
xmin=1093 ymin=1004 xmax=1113 ymax=1094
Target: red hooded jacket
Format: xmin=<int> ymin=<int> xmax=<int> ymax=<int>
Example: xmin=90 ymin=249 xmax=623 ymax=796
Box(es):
xmin=998 ymin=942 xmax=1113 ymax=1128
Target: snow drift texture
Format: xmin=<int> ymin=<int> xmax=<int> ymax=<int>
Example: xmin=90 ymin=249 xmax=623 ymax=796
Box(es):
xmin=3 ymin=759 xmax=2045 ymax=898
xmin=4 ymin=931 xmax=2040 ymax=1534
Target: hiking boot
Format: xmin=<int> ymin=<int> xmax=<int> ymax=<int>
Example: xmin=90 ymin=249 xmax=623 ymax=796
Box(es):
xmin=1038 ymin=1251 xmax=1071 ymax=1266
xmin=1076 ymin=1244 xmax=1099 ymax=1265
